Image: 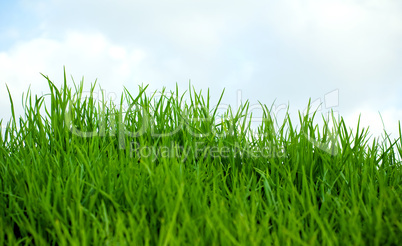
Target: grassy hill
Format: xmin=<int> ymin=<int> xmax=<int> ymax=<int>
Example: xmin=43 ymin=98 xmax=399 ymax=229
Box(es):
xmin=1 ymin=72 xmax=401 ymax=245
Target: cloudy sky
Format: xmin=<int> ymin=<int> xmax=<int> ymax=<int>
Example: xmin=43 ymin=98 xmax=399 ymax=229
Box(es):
xmin=1 ymin=0 xmax=401 ymax=140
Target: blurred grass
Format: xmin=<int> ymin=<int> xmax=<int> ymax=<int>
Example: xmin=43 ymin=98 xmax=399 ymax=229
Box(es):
xmin=0 ymin=70 xmax=401 ymax=245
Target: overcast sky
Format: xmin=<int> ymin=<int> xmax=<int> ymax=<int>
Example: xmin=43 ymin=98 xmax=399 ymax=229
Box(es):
xmin=1 ymin=0 xmax=401 ymax=140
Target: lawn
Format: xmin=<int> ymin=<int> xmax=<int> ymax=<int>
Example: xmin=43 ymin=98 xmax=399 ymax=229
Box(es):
xmin=1 ymin=71 xmax=401 ymax=245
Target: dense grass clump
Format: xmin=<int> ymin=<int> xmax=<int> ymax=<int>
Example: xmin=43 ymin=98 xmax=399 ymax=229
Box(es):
xmin=0 ymin=72 xmax=401 ymax=245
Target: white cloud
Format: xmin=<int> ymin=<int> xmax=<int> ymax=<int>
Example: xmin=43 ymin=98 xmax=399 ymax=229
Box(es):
xmin=344 ymin=107 xmax=402 ymax=141
xmin=0 ymin=31 xmax=149 ymax=122
xmin=1 ymin=0 xmax=401 ymax=141
xmin=265 ymin=0 xmax=402 ymax=83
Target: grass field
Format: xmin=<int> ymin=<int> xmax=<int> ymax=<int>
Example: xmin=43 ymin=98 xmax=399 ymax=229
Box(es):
xmin=1 ymin=71 xmax=401 ymax=245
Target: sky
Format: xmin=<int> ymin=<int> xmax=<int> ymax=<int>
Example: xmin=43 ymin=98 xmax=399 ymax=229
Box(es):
xmin=0 ymin=0 xmax=401 ymax=141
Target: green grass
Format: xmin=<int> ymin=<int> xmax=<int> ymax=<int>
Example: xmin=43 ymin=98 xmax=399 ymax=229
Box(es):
xmin=1 ymin=70 xmax=401 ymax=245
